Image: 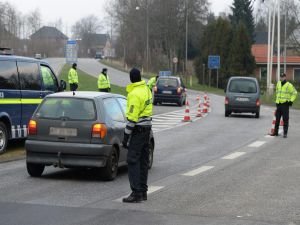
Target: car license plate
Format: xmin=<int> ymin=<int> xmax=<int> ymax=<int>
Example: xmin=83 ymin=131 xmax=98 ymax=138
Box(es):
xmin=49 ymin=127 xmax=77 ymax=136
xmin=162 ymin=91 xmax=172 ymax=94
xmin=236 ymin=97 xmax=249 ymax=102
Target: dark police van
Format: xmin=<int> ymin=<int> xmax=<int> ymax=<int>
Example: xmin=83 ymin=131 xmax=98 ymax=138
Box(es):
xmin=0 ymin=54 xmax=66 ymax=153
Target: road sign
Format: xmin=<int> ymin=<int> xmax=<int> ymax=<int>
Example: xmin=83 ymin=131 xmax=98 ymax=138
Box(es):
xmin=159 ymin=71 xmax=172 ymax=76
xmin=65 ymin=40 xmax=78 ymax=64
xmin=173 ymin=57 xmax=178 ymax=64
xmin=208 ymin=55 xmax=220 ymax=69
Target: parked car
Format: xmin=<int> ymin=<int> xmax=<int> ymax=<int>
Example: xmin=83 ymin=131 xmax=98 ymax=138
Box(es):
xmin=0 ymin=55 xmax=66 ymax=154
xmin=224 ymin=76 xmax=261 ymax=118
xmin=25 ymin=92 xmax=155 ymax=181
xmin=153 ymin=76 xmax=187 ymax=106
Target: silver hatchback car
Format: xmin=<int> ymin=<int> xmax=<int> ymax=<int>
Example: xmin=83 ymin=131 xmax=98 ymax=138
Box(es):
xmin=224 ymin=76 xmax=261 ymax=118
xmin=25 ymin=92 xmax=155 ymax=180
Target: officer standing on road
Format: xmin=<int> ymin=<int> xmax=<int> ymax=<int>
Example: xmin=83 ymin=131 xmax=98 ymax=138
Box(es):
xmin=68 ymin=63 xmax=79 ymax=91
xmin=271 ymin=73 xmax=297 ymax=138
xmin=147 ymin=74 xmax=159 ymax=90
xmin=122 ymin=68 xmax=153 ymax=203
xmin=98 ymin=68 xmax=111 ymax=92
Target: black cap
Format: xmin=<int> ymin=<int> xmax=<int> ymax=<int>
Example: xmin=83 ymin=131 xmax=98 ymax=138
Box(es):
xmin=102 ymin=68 xmax=107 ymax=72
xmin=72 ymin=63 xmax=77 ymax=67
xmin=280 ymin=73 xmax=286 ymax=77
xmin=129 ymin=68 xmax=141 ymax=83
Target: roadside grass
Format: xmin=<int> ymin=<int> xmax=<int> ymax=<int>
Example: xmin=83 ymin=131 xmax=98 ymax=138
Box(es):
xmin=60 ymin=64 xmax=127 ymax=96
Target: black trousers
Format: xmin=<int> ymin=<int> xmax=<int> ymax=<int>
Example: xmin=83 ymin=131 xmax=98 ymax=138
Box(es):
xmin=98 ymin=88 xmax=110 ymax=92
xmin=127 ymin=126 xmax=151 ymax=194
xmin=274 ymin=103 xmax=289 ymax=135
xmin=70 ymin=83 xmax=78 ymax=91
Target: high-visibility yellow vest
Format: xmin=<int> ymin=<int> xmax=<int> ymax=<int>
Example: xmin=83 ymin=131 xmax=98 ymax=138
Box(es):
xmin=126 ymin=80 xmax=153 ymax=123
xmin=275 ymin=81 xmax=297 ymax=104
xmin=147 ymin=77 xmax=157 ymax=90
xmin=98 ymin=73 xmax=111 ymax=89
xmin=68 ymin=68 xmax=78 ymax=84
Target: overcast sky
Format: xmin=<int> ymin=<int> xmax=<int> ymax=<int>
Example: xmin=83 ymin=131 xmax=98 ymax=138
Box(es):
xmin=7 ymin=0 xmax=234 ymax=35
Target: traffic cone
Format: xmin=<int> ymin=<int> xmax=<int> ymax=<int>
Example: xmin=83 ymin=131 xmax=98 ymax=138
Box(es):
xmin=196 ymin=96 xmax=202 ymax=117
xmin=202 ymin=97 xmax=208 ymax=113
xmin=196 ymin=95 xmax=200 ymax=101
xmin=206 ymin=95 xmax=210 ymax=108
xmin=182 ymin=99 xmax=192 ymax=122
xmin=269 ymin=110 xmax=284 ymax=135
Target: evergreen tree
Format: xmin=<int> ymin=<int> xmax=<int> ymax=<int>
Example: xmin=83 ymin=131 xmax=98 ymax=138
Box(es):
xmin=229 ymin=0 xmax=255 ymax=42
xmin=228 ymin=22 xmax=255 ymax=76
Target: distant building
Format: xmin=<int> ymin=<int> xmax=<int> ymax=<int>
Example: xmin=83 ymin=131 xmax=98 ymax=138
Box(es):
xmin=80 ymin=33 xmax=115 ymax=58
xmin=29 ymin=26 xmax=68 ymax=57
xmin=252 ymin=31 xmax=300 ymax=83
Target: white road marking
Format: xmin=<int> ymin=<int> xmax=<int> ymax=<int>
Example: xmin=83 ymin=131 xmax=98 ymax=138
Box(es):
xmin=248 ymin=141 xmax=266 ymax=148
xmin=114 ymin=186 xmax=164 ymax=202
xmin=222 ymin=152 xmax=246 ymax=160
xmin=182 ymin=166 xmax=214 ymax=176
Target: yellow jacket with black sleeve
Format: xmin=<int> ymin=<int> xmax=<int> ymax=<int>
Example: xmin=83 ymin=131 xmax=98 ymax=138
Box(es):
xmin=98 ymin=73 xmax=111 ymax=89
xmin=68 ymin=68 xmax=78 ymax=84
xmin=125 ymin=80 xmax=153 ymax=135
xmin=275 ymin=81 xmax=297 ymax=104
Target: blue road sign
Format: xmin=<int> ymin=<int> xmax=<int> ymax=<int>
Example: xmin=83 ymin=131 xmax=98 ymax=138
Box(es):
xmin=208 ymin=55 xmax=220 ymax=69
xmin=159 ymin=71 xmax=172 ymax=76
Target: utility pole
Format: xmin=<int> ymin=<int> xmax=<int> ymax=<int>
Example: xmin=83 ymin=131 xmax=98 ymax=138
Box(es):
xmin=185 ymin=0 xmax=188 ymax=76
xmin=146 ymin=0 xmax=149 ymax=73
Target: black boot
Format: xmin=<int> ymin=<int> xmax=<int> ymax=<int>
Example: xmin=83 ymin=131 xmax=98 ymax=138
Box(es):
xmin=142 ymin=192 xmax=147 ymax=201
xmin=122 ymin=192 xmax=142 ymax=203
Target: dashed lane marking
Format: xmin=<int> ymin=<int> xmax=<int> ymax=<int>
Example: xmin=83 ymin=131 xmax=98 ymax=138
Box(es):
xmin=113 ymin=186 xmax=164 ymax=202
xmin=248 ymin=141 xmax=266 ymax=148
xmin=182 ymin=166 xmax=214 ymax=176
xmin=222 ymin=152 xmax=246 ymax=160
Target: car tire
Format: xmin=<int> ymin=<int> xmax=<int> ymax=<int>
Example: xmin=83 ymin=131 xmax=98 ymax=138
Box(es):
xmin=0 ymin=122 xmax=8 ymax=154
xmin=148 ymin=141 xmax=154 ymax=169
xmin=225 ymin=110 xmax=230 ymax=117
xmin=26 ymin=162 xmax=45 ymax=177
xmin=101 ymin=146 xmax=118 ymax=181
xmin=255 ymin=111 xmax=260 ymax=118
xmin=153 ymin=101 xmax=157 ymax=105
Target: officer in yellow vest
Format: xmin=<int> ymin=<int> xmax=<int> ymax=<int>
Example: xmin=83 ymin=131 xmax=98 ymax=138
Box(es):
xmin=122 ymin=68 xmax=153 ymax=203
xmin=147 ymin=74 xmax=159 ymax=90
xmin=68 ymin=63 xmax=79 ymax=91
xmin=271 ymin=73 xmax=297 ymax=138
xmin=98 ymin=68 xmax=111 ymax=92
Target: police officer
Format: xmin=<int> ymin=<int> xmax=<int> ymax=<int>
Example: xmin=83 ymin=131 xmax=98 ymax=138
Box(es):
xmin=147 ymin=74 xmax=159 ymax=90
xmin=98 ymin=68 xmax=111 ymax=92
xmin=271 ymin=73 xmax=297 ymax=138
xmin=122 ymin=68 xmax=153 ymax=203
xmin=68 ymin=63 xmax=79 ymax=91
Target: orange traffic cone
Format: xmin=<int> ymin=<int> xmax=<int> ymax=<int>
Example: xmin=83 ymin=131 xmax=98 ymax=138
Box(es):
xmin=196 ymin=95 xmax=200 ymax=101
xmin=182 ymin=99 xmax=192 ymax=122
xmin=202 ymin=97 xmax=208 ymax=113
xmin=269 ymin=110 xmax=284 ymax=135
xmin=196 ymin=96 xmax=202 ymax=117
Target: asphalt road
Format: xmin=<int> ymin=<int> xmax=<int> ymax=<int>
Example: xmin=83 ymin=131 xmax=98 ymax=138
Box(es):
xmin=1 ymin=58 xmax=300 ymax=225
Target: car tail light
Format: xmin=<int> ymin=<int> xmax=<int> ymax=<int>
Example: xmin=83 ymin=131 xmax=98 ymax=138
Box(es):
xmin=92 ymin=123 xmax=107 ymax=138
xmin=28 ymin=120 xmax=37 ymax=135
xmin=153 ymin=86 xmax=157 ymax=93
xmin=225 ymin=97 xmax=229 ymax=105
xmin=177 ymin=87 xmax=182 ymax=94
xmin=256 ymin=98 xmax=260 ymax=106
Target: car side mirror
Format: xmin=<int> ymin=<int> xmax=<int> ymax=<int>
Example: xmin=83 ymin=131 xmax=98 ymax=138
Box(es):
xmin=59 ymin=80 xmax=67 ymax=91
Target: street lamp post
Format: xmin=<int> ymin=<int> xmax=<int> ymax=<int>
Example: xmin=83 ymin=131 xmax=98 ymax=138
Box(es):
xmin=136 ymin=0 xmax=149 ymax=73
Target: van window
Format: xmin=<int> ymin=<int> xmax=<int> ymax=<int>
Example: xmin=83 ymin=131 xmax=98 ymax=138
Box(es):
xmin=40 ymin=65 xmax=58 ymax=92
xmin=18 ymin=62 xmax=41 ymax=90
xmin=0 ymin=60 xmax=19 ymax=89
xmin=229 ymin=79 xmax=257 ymax=93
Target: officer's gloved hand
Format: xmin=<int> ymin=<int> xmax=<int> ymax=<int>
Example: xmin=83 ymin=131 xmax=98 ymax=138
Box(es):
xmin=122 ymin=133 xmax=130 ymax=149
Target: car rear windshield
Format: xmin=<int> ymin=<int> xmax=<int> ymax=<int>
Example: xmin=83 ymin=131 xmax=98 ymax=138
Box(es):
xmin=229 ymin=79 xmax=257 ymax=93
xmin=36 ymin=98 xmax=96 ymax=121
xmin=157 ymin=78 xmax=178 ymax=87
